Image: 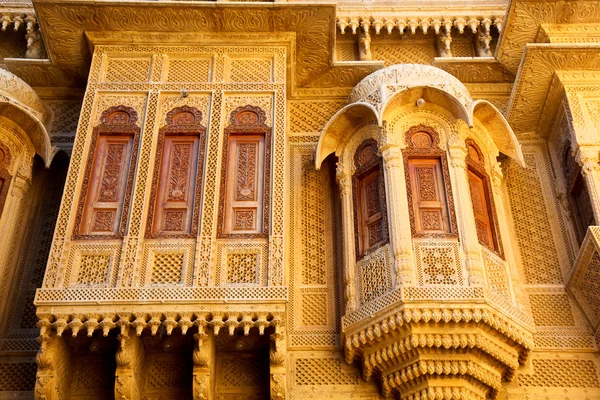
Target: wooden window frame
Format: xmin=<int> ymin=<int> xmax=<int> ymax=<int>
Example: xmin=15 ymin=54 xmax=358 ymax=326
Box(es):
xmin=403 ymin=125 xmax=458 ymax=239
xmin=465 ymin=139 xmax=503 ymax=257
xmin=145 ymin=106 xmax=207 ymax=239
xmin=0 ymin=143 xmax=12 ymax=217
xmin=563 ymin=147 xmax=596 ymax=244
xmin=217 ymin=105 xmax=271 ymax=239
xmin=352 ymin=139 xmax=389 ymax=259
xmin=73 ymin=106 xmax=141 ymax=240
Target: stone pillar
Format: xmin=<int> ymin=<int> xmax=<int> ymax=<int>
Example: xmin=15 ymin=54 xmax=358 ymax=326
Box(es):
xmin=115 ymin=327 xmax=145 ymax=400
xmin=270 ymin=315 xmax=286 ymax=400
xmin=193 ymin=321 xmax=214 ymax=400
xmin=490 ymin=162 xmax=525 ymax=305
xmin=380 ymin=144 xmax=415 ymax=286
xmin=0 ymin=176 xmax=30 ymax=270
xmin=336 ymin=164 xmax=357 ymax=313
xmin=447 ymin=145 xmax=484 ymax=285
xmin=576 ymin=146 xmax=600 ymax=223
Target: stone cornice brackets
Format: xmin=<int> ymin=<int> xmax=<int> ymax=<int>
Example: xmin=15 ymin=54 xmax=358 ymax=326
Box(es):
xmin=0 ymin=68 xmax=52 ymax=167
xmin=316 ymin=64 xmax=524 ymax=169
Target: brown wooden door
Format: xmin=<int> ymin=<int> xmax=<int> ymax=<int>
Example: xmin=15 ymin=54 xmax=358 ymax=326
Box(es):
xmin=153 ymin=136 xmax=200 ymax=235
xmin=80 ymin=135 xmax=133 ymax=235
xmin=467 ymin=168 xmax=495 ymax=249
xmin=224 ymin=135 xmax=265 ymax=234
xmin=408 ymin=158 xmax=450 ymax=234
xmin=357 ymin=168 xmax=384 ymax=254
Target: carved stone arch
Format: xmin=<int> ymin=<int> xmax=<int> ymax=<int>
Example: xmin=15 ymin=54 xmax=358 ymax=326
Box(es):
xmin=0 ymin=118 xmax=36 ymax=180
xmin=390 ymin=109 xmax=454 ymax=152
xmin=73 ymin=105 xmax=141 ymax=240
xmin=341 ymin=122 xmax=380 ymax=176
xmin=465 ymin=138 xmax=486 ymax=169
xmin=217 ymin=105 xmax=272 ymax=239
xmin=146 ymin=106 xmax=207 ymax=238
xmin=0 ymin=142 xmax=12 ymax=215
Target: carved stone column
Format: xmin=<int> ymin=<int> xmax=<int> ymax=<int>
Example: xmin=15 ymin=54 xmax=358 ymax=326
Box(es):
xmin=34 ymin=329 xmax=71 ymax=400
xmin=270 ymin=315 xmax=286 ymax=400
xmin=114 ymin=327 xmax=145 ymax=400
xmin=490 ymin=163 xmax=524 ymax=305
xmin=380 ymin=144 xmax=414 ymax=286
xmin=447 ymin=145 xmax=484 ymax=285
xmin=576 ymin=146 xmax=600 ymax=223
xmin=193 ymin=320 xmax=214 ymax=400
xmin=336 ymin=164 xmax=357 ymax=313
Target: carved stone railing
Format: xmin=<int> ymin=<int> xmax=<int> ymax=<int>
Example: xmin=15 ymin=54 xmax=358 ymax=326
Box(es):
xmin=337 ymin=14 xmax=505 ymax=59
xmin=567 ymin=226 xmax=600 ymax=338
xmin=341 ymin=286 xmax=534 ymax=399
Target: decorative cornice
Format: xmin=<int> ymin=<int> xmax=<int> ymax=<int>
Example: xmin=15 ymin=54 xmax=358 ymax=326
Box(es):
xmin=433 ymin=57 xmax=515 ymax=83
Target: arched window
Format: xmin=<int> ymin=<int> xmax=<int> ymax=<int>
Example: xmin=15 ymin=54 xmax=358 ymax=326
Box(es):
xmin=218 ymin=105 xmax=271 ymax=238
xmin=74 ymin=106 xmax=141 ymax=239
xmin=146 ymin=106 xmax=207 ymax=238
xmin=353 ymin=139 xmax=388 ymax=257
xmin=563 ymin=145 xmax=595 ymax=244
xmin=403 ymin=125 xmax=457 ymax=238
xmin=465 ymin=139 xmax=502 ymax=254
xmin=0 ymin=143 xmax=11 ymax=216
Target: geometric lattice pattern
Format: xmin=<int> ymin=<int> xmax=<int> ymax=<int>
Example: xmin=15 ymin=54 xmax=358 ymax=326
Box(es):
xmin=146 ymin=356 xmax=193 ymax=390
xmin=451 ymin=39 xmax=476 ymax=57
xmin=357 ymin=245 xmax=392 ymax=304
xmin=580 ymin=251 xmax=600 ymax=319
xmin=77 ymin=255 xmax=110 ymax=285
xmin=0 ymin=362 xmax=36 ymax=391
xmin=151 ymin=253 xmax=184 ymax=284
xmin=104 ymin=58 xmax=151 ymax=82
xmin=504 ymin=155 xmax=563 ymax=284
xmin=226 ymin=253 xmax=258 ymax=285
xmin=295 ymin=358 xmax=360 ymax=386
xmin=301 ymin=289 xmax=328 ymax=326
xmin=518 ymin=359 xmax=600 ymax=388
xmin=482 ymin=247 xmax=512 ymax=302
xmin=337 ymin=42 xmax=356 ymax=61
xmin=167 ymin=58 xmax=211 ymax=82
xmin=529 ymin=293 xmax=576 ymax=327
xmin=229 ymin=59 xmax=272 ymax=82
xmin=219 ymin=357 xmax=267 ymax=388
xmin=371 ymin=42 xmax=436 ymax=66
xmin=288 ymin=101 xmax=346 ymax=134
xmin=301 ymin=156 xmax=326 ymax=285
xmin=414 ymin=240 xmax=463 ymax=285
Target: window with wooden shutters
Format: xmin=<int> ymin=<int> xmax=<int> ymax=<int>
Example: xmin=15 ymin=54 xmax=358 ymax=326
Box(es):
xmin=353 ymin=139 xmax=388 ymax=257
xmin=563 ymin=146 xmax=596 ymax=244
xmin=465 ymin=139 xmax=502 ymax=254
xmin=73 ymin=106 xmax=141 ymax=239
xmin=146 ymin=106 xmax=206 ymax=238
xmin=218 ymin=105 xmax=271 ymax=238
xmin=0 ymin=143 xmax=11 ymax=217
xmin=403 ymin=125 xmax=458 ymax=238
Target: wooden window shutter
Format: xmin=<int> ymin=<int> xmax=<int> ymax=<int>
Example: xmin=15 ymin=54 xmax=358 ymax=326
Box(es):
xmin=218 ymin=105 xmax=271 ymax=238
xmin=74 ymin=106 xmax=140 ymax=239
xmin=147 ymin=106 xmax=207 ymax=238
xmin=467 ymin=168 xmax=495 ymax=249
xmin=408 ymin=158 xmax=451 ymax=234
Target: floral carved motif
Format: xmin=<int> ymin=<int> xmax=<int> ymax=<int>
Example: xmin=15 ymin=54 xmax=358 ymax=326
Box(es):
xmin=0 ymin=143 xmax=12 ymax=216
xmin=146 ymin=106 xmax=207 ymax=239
xmin=403 ymin=125 xmax=458 ymax=239
xmin=73 ymin=105 xmax=141 ymax=240
xmin=218 ymin=105 xmax=271 ymax=239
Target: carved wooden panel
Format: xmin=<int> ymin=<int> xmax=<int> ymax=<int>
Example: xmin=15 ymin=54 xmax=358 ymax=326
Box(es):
xmin=146 ymin=106 xmax=207 ymax=238
xmin=74 ymin=106 xmax=141 ymax=239
xmin=353 ymin=139 xmax=389 ymax=258
xmin=403 ymin=125 xmax=458 ymax=239
xmin=0 ymin=143 xmax=12 ymax=217
xmin=408 ymin=159 xmax=450 ymax=234
xmin=218 ymin=105 xmax=271 ymax=238
xmin=468 ymin=169 xmax=495 ymax=249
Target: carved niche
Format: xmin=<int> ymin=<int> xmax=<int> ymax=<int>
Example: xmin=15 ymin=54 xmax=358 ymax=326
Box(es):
xmin=352 ymin=139 xmax=389 ymax=258
xmin=0 ymin=143 xmax=12 ymax=216
xmin=217 ymin=105 xmax=271 ymax=238
xmin=73 ymin=105 xmax=141 ymax=239
xmin=146 ymin=106 xmax=207 ymax=238
xmin=403 ymin=125 xmax=458 ymax=239
xmin=465 ymin=138 xmax=503 ymax=256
